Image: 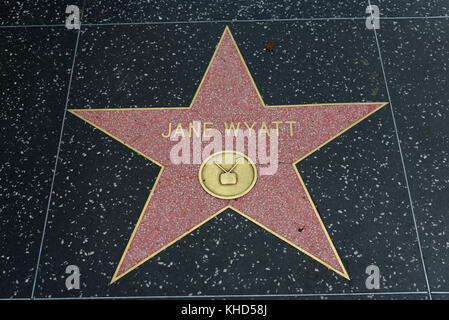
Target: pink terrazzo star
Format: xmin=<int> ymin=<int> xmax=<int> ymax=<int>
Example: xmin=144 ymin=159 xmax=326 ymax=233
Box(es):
xmin=70 ymin=26 xmax=387 ymax=282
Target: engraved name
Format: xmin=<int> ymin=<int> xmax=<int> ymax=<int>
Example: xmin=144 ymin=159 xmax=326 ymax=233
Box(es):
xmin=161 ymin=121 xmax=297 ymax=138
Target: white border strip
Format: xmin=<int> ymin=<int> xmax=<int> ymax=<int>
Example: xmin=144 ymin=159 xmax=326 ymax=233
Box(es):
xmin=2 ymin=291 xmax=429 ymax=300
xmin=0 ymin=15 xmax=448 ymax=29
xmin=368 ymin=1 xmax=432 ymax=300
xmin=30 ymin=28 xmax=82 ymax=299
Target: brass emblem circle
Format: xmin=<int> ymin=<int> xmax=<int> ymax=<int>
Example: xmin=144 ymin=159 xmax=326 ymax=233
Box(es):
xmin=199 ymin=150 xmax=257 ymax=200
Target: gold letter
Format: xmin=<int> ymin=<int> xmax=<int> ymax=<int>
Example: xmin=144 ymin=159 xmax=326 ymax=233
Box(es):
xmin=258 ymin=121 xmax=270 ymax=137
xmin=224 ymin=122 xmax=240 ymax=137
xmin=173 ymin=123 xmax=185 ymax=137
xmin=271 ymin=121 xmax=282 ymax=136
xmin=203 ymin=122 xmax=213 ymax=138
xmin=189 ymin=122 xmax=201 ymax=138
xmin=161 ymin=122 xmax=172 ymax=138
xmin=243 ymin=121 xmax=256 ymax=136
xmin=285 ymin=120 xmax=296 ymax=137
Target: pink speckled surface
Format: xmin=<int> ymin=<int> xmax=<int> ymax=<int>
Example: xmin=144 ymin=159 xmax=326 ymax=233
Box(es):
xmin=72 ymin=28 xmax=384 ymax=280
